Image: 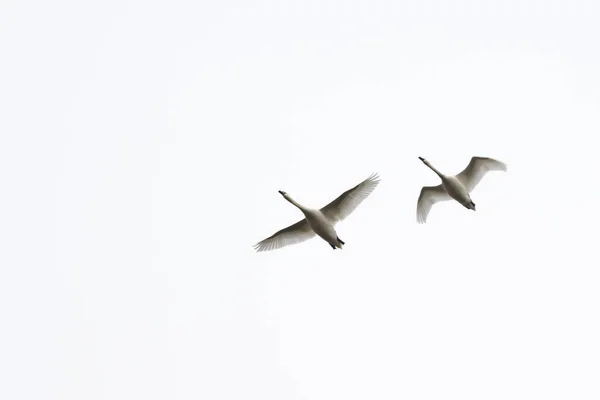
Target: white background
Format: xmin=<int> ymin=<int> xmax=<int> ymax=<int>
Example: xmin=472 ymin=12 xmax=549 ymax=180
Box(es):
xmin=1 ymin=0 xmax=600 ymax=399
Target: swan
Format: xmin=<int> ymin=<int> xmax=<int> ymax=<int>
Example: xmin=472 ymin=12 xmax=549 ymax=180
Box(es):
xmin=254 ymin=173 xmax=381 ymax=252
xmin=416 ymin=157 xmax=506 ymax=223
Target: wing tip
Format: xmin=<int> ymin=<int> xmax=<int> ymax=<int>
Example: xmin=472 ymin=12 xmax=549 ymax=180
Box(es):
xmin=368 ymin=172 xmax=381 ymax=184
xmin=253 ymin=241 xmax=269 ymax=252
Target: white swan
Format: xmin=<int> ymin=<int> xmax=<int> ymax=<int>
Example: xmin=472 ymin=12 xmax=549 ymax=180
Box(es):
xmin=254 ymin=173 xmax=381 ymax=252
xmin=417 ymin=157 xmax=506 ymax=223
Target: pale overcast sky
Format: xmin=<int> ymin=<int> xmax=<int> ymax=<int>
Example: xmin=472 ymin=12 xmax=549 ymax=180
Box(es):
xmin=1 ymin=0 xmax=600 ymax=399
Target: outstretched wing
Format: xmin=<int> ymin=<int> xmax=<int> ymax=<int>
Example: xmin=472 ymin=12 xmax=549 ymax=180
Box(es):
xmin=253 ymin=219 xmax=316 ymax=252
xmin=455 ymin=157 xmax=507 ymax=193
xmin=320 ymin=173 xmax=381 ymax=224
xmin=416 ymin=184 xmax=451 ymax=224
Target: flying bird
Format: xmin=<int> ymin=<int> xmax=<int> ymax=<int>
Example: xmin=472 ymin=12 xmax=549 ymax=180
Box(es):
xmin=254 ymin=173 xmax=381 ymax=252
xmin=417 ymin=157 xmax=506 ymax=223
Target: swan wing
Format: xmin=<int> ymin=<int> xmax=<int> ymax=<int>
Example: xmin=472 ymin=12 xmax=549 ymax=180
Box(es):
xmin=254 ymin=219 xmax=316 ymax=252
xmin=455 ymin=156 xmax=507 ymax=193
xmin=320 ymin=173 xmax=381 ymax=224
xmin=417 ymin=184 xmax=451 ymax=223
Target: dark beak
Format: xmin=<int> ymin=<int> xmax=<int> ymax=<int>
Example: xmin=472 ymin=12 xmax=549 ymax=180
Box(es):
xmin=278 ymin=190 xmax=284 ymax=195
xmin=418 ymin=157 xmax=424 ymax=161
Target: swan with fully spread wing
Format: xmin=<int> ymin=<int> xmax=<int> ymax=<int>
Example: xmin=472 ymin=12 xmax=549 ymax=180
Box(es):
xmin=417 ymin=157 xmax=506 ymax=223
xmin=254 ymin=173 xmax=381 ymax=252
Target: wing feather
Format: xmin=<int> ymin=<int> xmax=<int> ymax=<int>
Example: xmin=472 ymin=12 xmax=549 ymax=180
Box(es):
xmin=416 ymin=184 xmax=451 ymax=223
xmin=455 ymin=157 xmax=507 ymax=193
xmin=253 ymin=219 xmax=316 ymax=252
xmin=320 ymin=173 xmax=381 ymax=223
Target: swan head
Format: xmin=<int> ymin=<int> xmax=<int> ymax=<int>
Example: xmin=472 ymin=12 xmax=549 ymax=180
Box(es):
xmin=278 ymin=190 xmax=287 ymax=196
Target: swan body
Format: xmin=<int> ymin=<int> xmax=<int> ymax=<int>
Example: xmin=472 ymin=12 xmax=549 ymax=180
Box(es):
xmin=254 ymin=173 xmax=381 ymax=252
xmin=441 ymin=175 xmax=473 ymax=209
xmin=417 ymin=156 xmax=506 ymax=223
xmin=303 ymin=208 xmax=340 ymax=249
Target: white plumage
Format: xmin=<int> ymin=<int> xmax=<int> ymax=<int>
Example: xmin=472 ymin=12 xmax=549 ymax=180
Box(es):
xmin=254 ymin=173 xmax=381 ymax=252
xmin=417 ymin=157 xmax=506 ymax=223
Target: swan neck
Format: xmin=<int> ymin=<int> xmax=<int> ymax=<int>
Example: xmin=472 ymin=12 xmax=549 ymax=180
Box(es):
xmin=425 ymin=161 xmax=444 ymax=178
xmin=285 ymin=195 xmax=308 ymax=212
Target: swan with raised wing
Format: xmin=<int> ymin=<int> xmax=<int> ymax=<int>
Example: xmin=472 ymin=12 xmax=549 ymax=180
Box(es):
xmin=254 ymin=173 xmax=381 ymax=252
xmin=417 ymin=157 xmax=506 ymax=223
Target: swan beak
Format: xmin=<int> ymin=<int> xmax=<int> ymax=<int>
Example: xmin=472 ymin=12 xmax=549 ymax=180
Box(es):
xmin=418 ymin=156 xmax=424 ymax=161
xmin=278 ymin=190 xmax=285 ymax=195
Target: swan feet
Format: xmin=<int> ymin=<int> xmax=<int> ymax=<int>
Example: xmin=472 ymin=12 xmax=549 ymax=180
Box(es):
xmin=330 ymin=237 xmax=346 ymax=249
